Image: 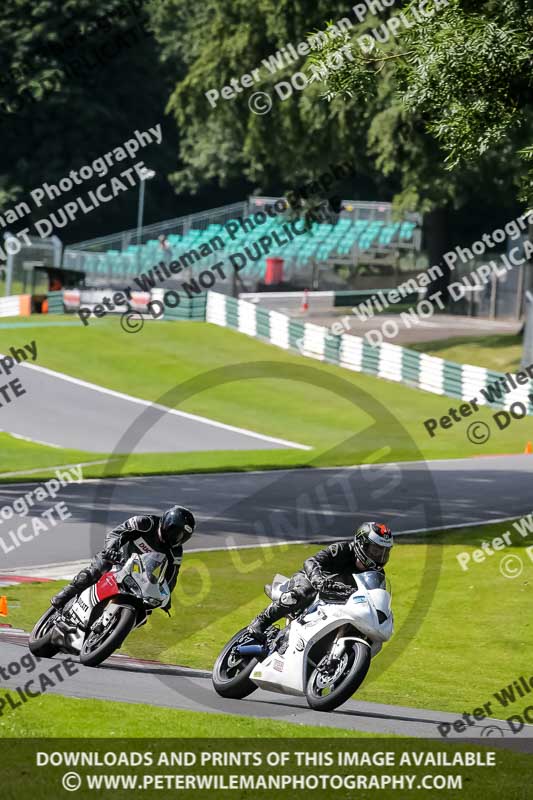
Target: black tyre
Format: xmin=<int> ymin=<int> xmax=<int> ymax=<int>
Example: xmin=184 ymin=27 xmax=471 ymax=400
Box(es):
xmin=28 ymin=606 xmax=60 ymax=658
xmin=305 ymin=640 xmax=371 ymax=712
xmin=212 ymin=628 xmax=261 ymax=699
xmin=80 ymin=604 xmax=136 ymax=667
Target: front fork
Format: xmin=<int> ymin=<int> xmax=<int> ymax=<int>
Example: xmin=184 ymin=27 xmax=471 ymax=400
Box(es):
xmin=329 ymin=626 xmax=371 ymax=662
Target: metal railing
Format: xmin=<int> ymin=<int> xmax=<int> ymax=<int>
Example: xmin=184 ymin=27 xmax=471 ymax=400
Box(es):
xmin=68 ymin=201 xmax=248 ymax=253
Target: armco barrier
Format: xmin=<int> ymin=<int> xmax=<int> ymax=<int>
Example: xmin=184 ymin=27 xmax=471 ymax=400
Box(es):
xmin=0 ymin=294 xmax=31 ymax=318
xmin=206 ymin=291 xmax=533 ymax=414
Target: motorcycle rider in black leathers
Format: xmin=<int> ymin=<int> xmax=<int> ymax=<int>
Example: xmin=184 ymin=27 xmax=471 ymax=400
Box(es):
xmin=247 ymin=521 xmax=393 ymax=639
xmin=51 ymin=506 xmax=196 ymax=609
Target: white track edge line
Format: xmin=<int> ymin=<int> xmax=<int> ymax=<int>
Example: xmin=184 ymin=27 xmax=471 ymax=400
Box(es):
xmin=6 ymin=357 xmax=311 ymax=451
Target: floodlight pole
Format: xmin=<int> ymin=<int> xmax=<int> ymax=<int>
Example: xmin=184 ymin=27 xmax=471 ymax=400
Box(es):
xmin=135 ymin=168 xmax=156 ymax=272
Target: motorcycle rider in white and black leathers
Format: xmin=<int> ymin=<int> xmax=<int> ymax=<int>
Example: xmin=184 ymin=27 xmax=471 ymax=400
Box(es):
xmin=51 ymin=506 xmax=196 ymax=609
xmin=247 ymin=521 xmax=393 ymax=640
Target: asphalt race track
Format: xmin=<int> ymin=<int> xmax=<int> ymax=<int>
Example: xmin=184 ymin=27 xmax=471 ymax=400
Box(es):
xmin=0 ymin=358 xmax=307 ymax=453
xmin=2 ymin=457 xmax=533 ymax=739
xmin=1 ymin=636 xmax=531 ymax=743
xmin=1 ymin=454 xmax=533 ymax=572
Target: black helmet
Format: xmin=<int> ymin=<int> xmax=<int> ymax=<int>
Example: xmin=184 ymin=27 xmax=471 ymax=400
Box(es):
xmin=159 ymin=506 xmax=195 ymax=547
xmin=353 ymin=522 xmax=393 ymax=569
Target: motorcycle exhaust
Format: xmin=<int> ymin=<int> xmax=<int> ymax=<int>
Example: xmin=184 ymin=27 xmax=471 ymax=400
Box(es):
xmin=52 ymin=617 xmax=80 ymax=654
xmin=236 ymin=644 xmax=265 ymax=656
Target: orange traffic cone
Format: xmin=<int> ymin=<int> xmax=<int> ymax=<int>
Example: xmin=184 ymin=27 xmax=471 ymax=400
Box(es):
xmin=300 ymin=289 xmax=309 ymax=314
xmin=525 ymin=442 xmax=532 ymax=454
xmin=0 ymin=596 xmax=8 ymax=617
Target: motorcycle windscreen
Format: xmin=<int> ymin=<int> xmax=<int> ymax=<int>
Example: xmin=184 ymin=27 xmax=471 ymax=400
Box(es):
xmin=139 ymin=551 xmax=168 ymax=584
xmin=355 ymin=570 xmax=390 ymax=593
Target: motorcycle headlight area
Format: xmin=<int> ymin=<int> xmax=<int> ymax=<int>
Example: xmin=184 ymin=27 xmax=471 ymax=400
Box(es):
xmin=122 ymin=576 xmax=143 ymax=597
xmin=144 ymin=597 xmax=162 ymax=607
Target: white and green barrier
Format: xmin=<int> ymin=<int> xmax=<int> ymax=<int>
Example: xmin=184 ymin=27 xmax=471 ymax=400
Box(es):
xmin=206 ymin=291 xmax=533 ymax=414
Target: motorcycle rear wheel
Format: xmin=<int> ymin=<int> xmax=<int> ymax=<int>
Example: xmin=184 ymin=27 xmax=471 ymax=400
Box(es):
xmin=305 ymin=640 xmax=371 ymax=712
xmin=212 ymin=628 xmax=260 ymax=699
xmin=28 ymin=606 xmax=60 ymax=658
xmin=80 ymin=604 xmax=136 ymax=667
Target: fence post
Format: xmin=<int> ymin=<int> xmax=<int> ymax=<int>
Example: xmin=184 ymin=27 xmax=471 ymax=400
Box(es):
xmin=5 ymin=249 xmax=13 ymax=297
xmin=522 ymin=291 xmax=533 ymax=367
xmin=489 ymin=274 xmax=497 ymax=319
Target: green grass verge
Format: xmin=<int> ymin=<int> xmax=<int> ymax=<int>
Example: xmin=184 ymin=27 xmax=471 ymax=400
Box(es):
xmin=0 ymin=693 xmax=381 ymax=738
xmin=0 ymin=432 xmax=299 ymax=484
xmin=0 ymin=432 xmax=104 ymax=478
xmin=0 ymin=317 xmax=531 ymax=481
xmin=4 ymin=527 xmax=533 ymax=717
xmin=411 ymin=333 xmax=522 ymax=372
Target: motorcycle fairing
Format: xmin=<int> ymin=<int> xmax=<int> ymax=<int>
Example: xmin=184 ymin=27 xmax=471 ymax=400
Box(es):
xmin=95 ymin=572 xmax=119 ymax=602
xmin=251 ymin=612 xmax=364 ymax=696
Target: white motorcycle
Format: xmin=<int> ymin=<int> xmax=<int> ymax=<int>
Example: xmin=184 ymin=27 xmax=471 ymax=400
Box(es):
xmin=213 ymin=570 xmax=393 ymax=712
xmin=29 ymin=552 xmax=171 ymax=667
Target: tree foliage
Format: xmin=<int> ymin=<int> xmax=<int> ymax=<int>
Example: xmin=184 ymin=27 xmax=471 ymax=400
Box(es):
xmin=311 ymin=0 xmax=533 ymax=202
xmin=1 ymin=0 xmax=530 ymax=248
xmin=147 ymin=0 xmax=375 ymax=194
xmin=0 ymin=0 xmax=178 ymax=241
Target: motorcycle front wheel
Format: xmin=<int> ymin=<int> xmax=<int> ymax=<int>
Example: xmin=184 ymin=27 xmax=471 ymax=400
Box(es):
xmin=28 ymin=606 xmax=60 ymax=658
xmin=212 ymin=628 xmax=261 ymax=699
xmin=305 ymin=640 xmax=371 ymax=712
xmin=80 ymin=604 xmax=136 ymax=667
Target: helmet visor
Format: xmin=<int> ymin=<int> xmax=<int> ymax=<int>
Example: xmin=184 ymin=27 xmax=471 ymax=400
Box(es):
xmin=366 ymin=539 xmax=391 ymax=566
xmin=173 ymin=529 xmax=192 ymax=546
xmin=163 ymin=523 xmax=194 ymax=547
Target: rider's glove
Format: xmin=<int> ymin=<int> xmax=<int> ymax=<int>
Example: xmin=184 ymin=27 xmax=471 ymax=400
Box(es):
xmin=319 ymin=579 xmax=353 ymax=599
xmin=101 ymin=545 xmax=123 ymax=564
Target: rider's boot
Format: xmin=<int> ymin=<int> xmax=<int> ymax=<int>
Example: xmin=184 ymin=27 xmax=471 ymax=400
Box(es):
xmin=51 ymin=566 xmax=100 ymax=609
xmin=247 ymin=601 xmax=284 ymax=641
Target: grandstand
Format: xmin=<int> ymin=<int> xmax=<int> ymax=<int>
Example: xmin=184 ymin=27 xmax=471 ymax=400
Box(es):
xmin=2 ymin=197 xmax=421 ymax=305
xmin=54 ymin=198 xmax=420 ymax=293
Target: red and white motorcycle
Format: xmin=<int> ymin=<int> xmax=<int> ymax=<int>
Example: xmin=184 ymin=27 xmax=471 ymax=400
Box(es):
xmin=29 ymin=552 xmax=171 ymax=666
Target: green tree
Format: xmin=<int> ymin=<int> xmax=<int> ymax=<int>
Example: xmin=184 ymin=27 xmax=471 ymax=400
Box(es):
xmin=0 ymin=0 xmax=178 ymax=243
xmin=310 ymin=0 xmax=533 ymax=203
xmin=148 ymin=0 xmax=379 ymax=195
xmin=150 ymin=0 xmax=530 ymax=294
